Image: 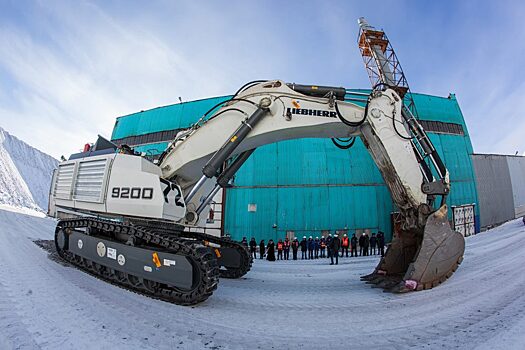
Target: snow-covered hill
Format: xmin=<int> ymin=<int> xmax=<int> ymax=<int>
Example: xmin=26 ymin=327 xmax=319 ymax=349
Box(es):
xmin=0 ymin=127 xmax=58 ymax=211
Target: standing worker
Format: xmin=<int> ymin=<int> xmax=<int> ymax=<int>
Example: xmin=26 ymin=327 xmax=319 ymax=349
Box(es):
xmin=292 ymin=237 xmax=299 ymax=260
xmin=300 ymin=236 xmax=308 ymax=260
xmin=330 ymin=234 xmax=341 ymax=265
xmin=326 ymin=234 xmax=333 ymax=260
xmin=370 ymin=233 xmax=377 ymax=255
xmin=320 ymin=237 xmax=326 ymax=258
xmin=249 ymin=237 xmax=257 ymax=259
xmin=277 ymin=239 xmax=284 ymax=260
xmin=358 ymin=233 xmax=365 ymax=256
xmin=377 ymin=231 xmax=385 ymax=257
xmin=283 ymin=237 xmax=291 ymax=260
xmin=341 ymin=234 xmax=350 ymax=257
xmin=266 ymin=239 xmax=275 ymax=261
xmin=363 ymin=233 xmax=370 ymax=256
xmin=308 ymin=236 xmax=314 ymax=260
xmin=350 ymin=233 xmax=358 ymax=257
xmin=259 ymin=239 xmax=265 ymax=259
xmin=314 ymin=237 xmax=320 ymax=259
xmin=241 ymin=237 xmax=248 ymax=246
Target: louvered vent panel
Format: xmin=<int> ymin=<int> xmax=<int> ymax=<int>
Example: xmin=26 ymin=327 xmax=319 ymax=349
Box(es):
xmin=73 ymin=159 xmax=108 ymax=202
xmin=54 ymin=163 xmax=75 ymax=200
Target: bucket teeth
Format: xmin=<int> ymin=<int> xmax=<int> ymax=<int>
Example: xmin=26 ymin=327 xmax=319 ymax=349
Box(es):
xmin=364 ymin=204 xmax=465 ymax=293
xmin=360 ymin=272 xmax=377 ymax=281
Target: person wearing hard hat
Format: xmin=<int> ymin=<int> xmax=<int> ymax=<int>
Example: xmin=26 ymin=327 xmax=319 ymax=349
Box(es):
xmin=307 ymin=236 xmax=314 ymax=259
xmin=300 ymin=236 xmax=308 ymax=260
xmin=341 ymin=234 xmax=350 ymax=257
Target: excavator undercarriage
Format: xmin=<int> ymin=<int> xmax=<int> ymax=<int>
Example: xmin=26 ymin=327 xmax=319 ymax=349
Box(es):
xmin=54 ymin=216 xmax=251 ymax=305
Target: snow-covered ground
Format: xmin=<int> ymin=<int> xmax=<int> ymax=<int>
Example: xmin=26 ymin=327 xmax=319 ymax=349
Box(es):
xmin=1 ymin=207 xmax=525 ymax=350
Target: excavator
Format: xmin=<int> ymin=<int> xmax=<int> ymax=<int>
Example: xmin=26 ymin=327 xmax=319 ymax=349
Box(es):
xmin=48 ymin=18 xmax=465 ymax=305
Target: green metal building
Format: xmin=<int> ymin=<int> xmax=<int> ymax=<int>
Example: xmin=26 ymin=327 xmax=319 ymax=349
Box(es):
xmin=111 ymin=91 xmax=479 ymax=242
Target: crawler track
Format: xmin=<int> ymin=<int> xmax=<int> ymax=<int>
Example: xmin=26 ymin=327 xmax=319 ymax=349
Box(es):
xmin=131 ymin=219 xmax=253 ymax=279
xmin=55 ymin=218 xmax=219 ymax=305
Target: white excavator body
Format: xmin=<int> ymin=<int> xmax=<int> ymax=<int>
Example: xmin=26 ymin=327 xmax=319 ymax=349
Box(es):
xmin=48 ymin=18 xmax=465 ymax=305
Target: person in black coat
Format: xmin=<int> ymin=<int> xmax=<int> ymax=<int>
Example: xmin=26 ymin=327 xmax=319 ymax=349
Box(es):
xmin=307 ymin=236 xmax=314 ymax=260
xmin=350 ymin=234 xmax=358 ymax=257
xmin=363 ymin=233 xmax=370 ymax=256
xmin=330 ymin=235 xmax=341 ymax=265
xmin=291 ymin=238 xmax=299 ymax=260
xmin=241 ymin=237 xmax=248 ymax=246
xmin=283 ymin=237 xmax=291 ymax=260
xmin=358 ymin=234 xmax=365 ymax=256
xmin=266 ymin=239 xmax=276 ymax=261
xmin=249 ymin=237 xmax=257 ymax=259
xmin=377 ymin=231 xmax=385 ymax=257
xmin=370 ymin=233 xmax=377 ymax=255
xmin=326 ymin=234 xmax=333 ymax=259
xmin=259 ymin=239 xmax=265 ymax=259
xmin=300 ymin=236 xmax=308 ymax=259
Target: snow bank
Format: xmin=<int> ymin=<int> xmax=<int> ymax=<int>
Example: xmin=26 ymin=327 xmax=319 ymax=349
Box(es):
xmin=0 ymin=126 xmax=57 ymax=211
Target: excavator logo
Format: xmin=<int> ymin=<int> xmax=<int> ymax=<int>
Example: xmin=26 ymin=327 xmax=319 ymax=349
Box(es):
xmin=286 ymin=107 xmax=337 ymax=118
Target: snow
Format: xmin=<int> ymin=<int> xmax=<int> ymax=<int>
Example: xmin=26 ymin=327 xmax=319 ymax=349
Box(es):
xmin=0 ymin=127 xmax=58 ymax=211
xmin=1 ymin=208 xmax=525 ymax=350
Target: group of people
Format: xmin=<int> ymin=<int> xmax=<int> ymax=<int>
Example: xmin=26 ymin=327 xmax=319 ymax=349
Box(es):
xmin=242 ymin=232 xmax=386 ymax=265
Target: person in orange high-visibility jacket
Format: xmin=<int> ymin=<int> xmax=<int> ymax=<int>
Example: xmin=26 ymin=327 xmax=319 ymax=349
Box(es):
xmin=277 ymin=239 xmax=284 ymax=260
xmin=320 ymin=237 xmax=327 ymax=258
xmin=283 ymin=237 xmax=291 ymax=260
xmin=341 ymin=234 xmax=350 ymax=257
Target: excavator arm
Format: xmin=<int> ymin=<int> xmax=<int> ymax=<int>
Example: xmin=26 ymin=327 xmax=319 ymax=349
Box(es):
xmin=155 ymin=80 xmax=465 ymax=293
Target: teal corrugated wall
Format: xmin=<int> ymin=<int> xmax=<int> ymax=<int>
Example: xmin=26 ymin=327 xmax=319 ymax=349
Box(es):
xmin=223 ymin=92 xmax=479 ymax=241
xmin=110 ymin=91 xmax=479 ymax=242
xmin=111 ymin=96 xmax=231 ymax=140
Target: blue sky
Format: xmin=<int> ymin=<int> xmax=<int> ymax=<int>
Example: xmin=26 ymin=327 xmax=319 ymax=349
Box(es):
xmin=0 ymin=0 xmax=524 ymax=158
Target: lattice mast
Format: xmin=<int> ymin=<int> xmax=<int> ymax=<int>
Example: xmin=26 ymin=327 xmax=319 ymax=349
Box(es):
xmin=357 ymin=17 xmax=417 ymax=116
xmin=357 ymin=17 xmax=450 ymax=199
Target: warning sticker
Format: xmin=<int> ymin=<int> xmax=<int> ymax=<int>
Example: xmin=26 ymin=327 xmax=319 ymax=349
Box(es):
xmin=163 ymin=259 xmax=176 ymax=267
xmin=107 ymin=247 xmax=117 ymax=260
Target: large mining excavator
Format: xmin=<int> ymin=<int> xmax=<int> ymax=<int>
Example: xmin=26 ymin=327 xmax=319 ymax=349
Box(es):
xmin=48 ymin=18 xmax=465 ymax=305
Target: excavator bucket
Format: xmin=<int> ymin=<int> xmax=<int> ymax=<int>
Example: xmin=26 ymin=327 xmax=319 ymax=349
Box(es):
xmin=362 ymin=205 xmax=465 ymax=292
